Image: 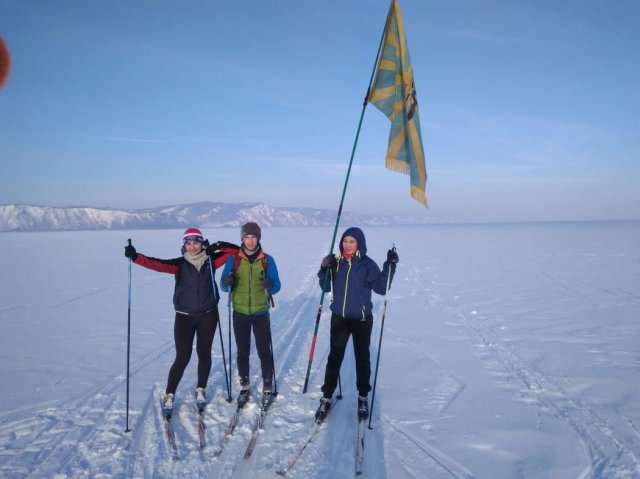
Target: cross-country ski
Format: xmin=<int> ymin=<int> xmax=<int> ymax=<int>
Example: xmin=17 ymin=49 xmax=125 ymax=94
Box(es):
xmin=243 ymin=393 xmax=275 ymax=459
xmin=159 ymin=399 xmax=179 ymax=461
xmin=196 ymin=399 xmax=207 ymax=449
xmin=212 ymin=406 xmax=242 ymax=457
xmin=276 ymin=398 xmax=339 ymax=476
xmin=355 ymin=420 xmax=366 ymax=475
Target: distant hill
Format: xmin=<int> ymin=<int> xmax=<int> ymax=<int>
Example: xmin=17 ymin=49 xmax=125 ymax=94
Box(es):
xmin=0 ymin=202 xmax=428 ymax=232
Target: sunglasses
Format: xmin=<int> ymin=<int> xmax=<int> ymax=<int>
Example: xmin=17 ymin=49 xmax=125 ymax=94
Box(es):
xmin=183 ymin=235 xmax=204 ymax=244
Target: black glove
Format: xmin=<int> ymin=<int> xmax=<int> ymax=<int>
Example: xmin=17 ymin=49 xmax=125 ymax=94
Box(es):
xmin=387 ymin=248 xmax=399 ymax=264
xmin=222 ymin=272 xmax=235 ymax=287
xmin=260 ymin=278 xmax=273 ymax=289
xmin=321 ymin=254 xmax=337 ymax=269
xmin=205 ymin=241 xmax=217 ymax=256
xmin=124 ymin=244 xmax=137 ymax=261
xmin=206 ymin=241 xmax=239 ymax=256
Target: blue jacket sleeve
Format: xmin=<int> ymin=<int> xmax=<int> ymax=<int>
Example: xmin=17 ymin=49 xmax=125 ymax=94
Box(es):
xmin=266 ymin=255 xmax=281 ymax=295
xmin=317 ymin=267 xmax=332 ymax=292
xmin=368 ymin=259 xmax=396 ymax=295
xmin=219 ymin=255 xmax=235 ymax=293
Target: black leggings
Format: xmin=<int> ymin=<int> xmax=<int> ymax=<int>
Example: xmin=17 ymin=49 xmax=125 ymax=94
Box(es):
xmin=233 ymin=311 xmax=273 ymax=386
xmin=166 ymin=309 xmax=219 ymax=394
xmin=321 ymin=313 xmax=373 ymax=398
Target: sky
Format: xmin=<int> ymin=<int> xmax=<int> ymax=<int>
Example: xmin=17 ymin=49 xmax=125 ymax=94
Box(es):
xmin=0 ymin=0 xmax=639 ymax=222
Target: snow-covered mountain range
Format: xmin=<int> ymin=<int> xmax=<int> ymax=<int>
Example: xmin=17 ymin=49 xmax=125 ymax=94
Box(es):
xmin=0 ymin=202 xmax=426 ymax=232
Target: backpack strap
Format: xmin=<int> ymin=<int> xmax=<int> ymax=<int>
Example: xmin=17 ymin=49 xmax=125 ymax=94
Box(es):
xmin=233 ymin=253 xmax=241 ymax=274
xmin=233 ymin=251 xmax=269 ymax=275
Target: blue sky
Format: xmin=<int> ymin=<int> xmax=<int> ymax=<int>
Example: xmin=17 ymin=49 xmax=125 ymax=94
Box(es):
xmin=1 ymin=1 xmax=638 ymax=222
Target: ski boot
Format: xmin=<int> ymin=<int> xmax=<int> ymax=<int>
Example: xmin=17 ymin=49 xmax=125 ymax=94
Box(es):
xmin=237 ymin=381 xmax=250 ymax=409
xmin=162 ymin=393 xmax=174 ymax=419
xmin=315 ymin=397 xmax=331 ymax=422
xmin=261 ymin=390 xmax=273 ymax=412
xmin=357 ymin=395 xmax=369 ymax=421
xmin=196 ymin=387 xmax=207 ymax=412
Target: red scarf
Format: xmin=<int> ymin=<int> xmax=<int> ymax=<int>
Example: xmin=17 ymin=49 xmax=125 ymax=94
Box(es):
xmin=342 ymin=250 xmax=356 ymax=260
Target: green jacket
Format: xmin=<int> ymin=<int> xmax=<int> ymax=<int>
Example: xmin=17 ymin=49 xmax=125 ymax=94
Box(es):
xmin=221 ymin=250 xmax=281 ymax=315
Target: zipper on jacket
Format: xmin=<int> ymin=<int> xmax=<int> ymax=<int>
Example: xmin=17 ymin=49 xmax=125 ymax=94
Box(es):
xmin=342 ymin=259 xmax=352 ymax=317
xmin=248 ymin=261 xmax=252 ymax=313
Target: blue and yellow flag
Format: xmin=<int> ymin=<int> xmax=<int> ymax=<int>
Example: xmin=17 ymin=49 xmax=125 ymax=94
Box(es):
xmin=368 ymin=0 xmax=428 ymax=207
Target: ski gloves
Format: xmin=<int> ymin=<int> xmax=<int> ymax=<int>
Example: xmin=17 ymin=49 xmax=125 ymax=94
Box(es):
xmin=321 ymin=254 xmax=337 ymax=269
xmin=124 ymin=244 xmax=137 ymax=261
xmin=222 ymin=271 xmax=235 ymax=287
xmin=205 ymin=240 xmax=239 ymax=257
xmin=387 ymin=248 xmax=399 ymax=264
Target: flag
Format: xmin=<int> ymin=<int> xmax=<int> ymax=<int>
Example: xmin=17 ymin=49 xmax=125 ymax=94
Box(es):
xmin=368 ymin=0 xmax=428 ymax=207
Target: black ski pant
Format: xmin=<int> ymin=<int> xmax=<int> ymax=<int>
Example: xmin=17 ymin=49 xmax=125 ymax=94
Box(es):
xmin=233 ymin=311 xmax=273 ymax=389
xmin=321 ymin=313 xmax=373 ymax=399
xmin=166 ymin=308 xmax=219 ymax=395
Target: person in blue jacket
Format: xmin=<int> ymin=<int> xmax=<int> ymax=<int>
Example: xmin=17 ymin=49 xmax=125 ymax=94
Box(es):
xmin=315 ymin=226 xmax=398 ymax=422
xmin=220 ymin=222 xmax=281 ymax=409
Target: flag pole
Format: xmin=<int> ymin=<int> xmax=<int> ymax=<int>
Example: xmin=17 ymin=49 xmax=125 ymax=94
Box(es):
xmin=302 ymin=4 xmax=393 ymax=394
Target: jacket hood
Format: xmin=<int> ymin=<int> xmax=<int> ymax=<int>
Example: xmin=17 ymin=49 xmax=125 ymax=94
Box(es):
xmin=339 ymin=227 xmax=367 ymax=256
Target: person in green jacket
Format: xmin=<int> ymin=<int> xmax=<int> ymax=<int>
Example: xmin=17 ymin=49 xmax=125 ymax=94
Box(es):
xmin=220 ymin=222 xmax=281 ymax=409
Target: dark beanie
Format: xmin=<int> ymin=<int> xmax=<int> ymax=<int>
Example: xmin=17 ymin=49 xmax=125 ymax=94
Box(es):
xmin=241 ymin=222 xmax=261 ymax=240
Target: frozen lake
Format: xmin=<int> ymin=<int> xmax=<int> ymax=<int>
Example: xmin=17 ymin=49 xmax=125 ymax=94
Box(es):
xmin=1 ymin=221 xmax=639 ymax=478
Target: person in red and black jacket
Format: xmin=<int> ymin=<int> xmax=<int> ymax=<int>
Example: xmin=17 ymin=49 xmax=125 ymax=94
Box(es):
xmin=124 ymin=227 xmax=238 ymax=417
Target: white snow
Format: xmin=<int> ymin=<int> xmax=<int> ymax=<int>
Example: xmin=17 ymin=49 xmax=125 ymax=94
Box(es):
xmin=1 ymin=222 xmax=639 ymax=478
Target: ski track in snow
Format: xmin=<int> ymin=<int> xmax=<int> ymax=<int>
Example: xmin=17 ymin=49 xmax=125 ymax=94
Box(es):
xmin=429 ymin=287 xmax=640 ymax=479
xmin=0 ymin=336 xmax=177 ymax=478
xmin=51 ymin=287 xmax=109 ymax=309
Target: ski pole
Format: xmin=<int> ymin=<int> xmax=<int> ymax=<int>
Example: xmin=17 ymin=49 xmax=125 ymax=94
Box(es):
xmin=269 ymin=323 xmax=278 ymax=396
xmin=125 ymin=239 xmax=132 ymax=433
xmin=261 ymin=278 xmax=278 ymax=396
xmin=208 ymin=256 xmax=232 ymax=402
xmin=228 ymin=290 xmax=233 ymax=400
xmin=368 ymin=250 xmax=394 ymax=429
xmin=303 ymin=266 xmax=334 ymax=394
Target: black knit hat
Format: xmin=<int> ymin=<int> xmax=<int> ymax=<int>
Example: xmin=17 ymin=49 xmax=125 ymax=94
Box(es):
xmin=241 ymin=222 xmax=261 ymax=240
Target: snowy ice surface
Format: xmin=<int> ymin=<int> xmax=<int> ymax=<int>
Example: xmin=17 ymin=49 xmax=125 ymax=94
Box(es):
xmin=1 ymin=222 xmax=639 ymax=478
